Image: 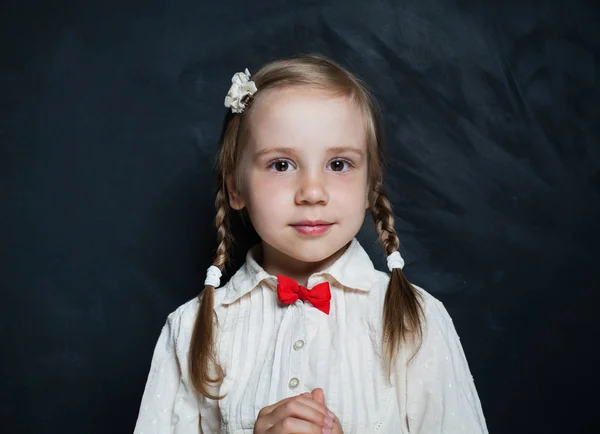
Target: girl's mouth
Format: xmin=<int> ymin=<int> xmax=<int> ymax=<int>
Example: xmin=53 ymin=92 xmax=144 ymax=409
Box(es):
xmin=290 ymin=221 xmax=334 ymax=235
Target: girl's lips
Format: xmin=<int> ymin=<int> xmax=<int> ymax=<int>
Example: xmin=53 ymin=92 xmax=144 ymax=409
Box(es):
xmin=290 ymin=223 xmax=333 ymax=235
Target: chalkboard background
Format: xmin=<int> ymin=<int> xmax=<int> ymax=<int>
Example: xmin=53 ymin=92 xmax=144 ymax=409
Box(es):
xmin=2 ymin=0 xmax=599 ymax=433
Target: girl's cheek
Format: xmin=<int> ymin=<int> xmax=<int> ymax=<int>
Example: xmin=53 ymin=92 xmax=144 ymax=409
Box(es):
xmin=330 ymin=172 xmax=367 ymax=188
xmin=330 ymin=174 xmax=369 ymax=199
xmin=248 ymin=173 xmax=294 ymax=199
xmin=256 ymin=170 xmax=294 ymax=186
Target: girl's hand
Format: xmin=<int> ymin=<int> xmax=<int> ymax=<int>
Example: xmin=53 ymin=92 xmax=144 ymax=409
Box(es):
xmin=311 ymin=388 xmax=343 ymax=434
xmin=254 ymin=391 xmax=337 ymax=434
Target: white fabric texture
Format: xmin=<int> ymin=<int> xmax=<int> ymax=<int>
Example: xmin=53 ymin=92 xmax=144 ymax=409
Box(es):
xmin=134 ymin=238 xmax=488 ymax=433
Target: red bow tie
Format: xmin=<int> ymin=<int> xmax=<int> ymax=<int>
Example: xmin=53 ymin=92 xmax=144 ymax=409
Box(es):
xmin=276 ymin=274 xmax=332 ymax=315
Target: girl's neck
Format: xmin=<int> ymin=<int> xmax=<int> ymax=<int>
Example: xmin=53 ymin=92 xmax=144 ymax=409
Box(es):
xmin=258 ymin=241 xmax=350 ymax=286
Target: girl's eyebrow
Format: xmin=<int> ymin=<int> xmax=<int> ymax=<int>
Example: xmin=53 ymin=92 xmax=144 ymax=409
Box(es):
xmin=254 ymin=147 xmax=298 ymax=159
xmin=254 ymin=146 xmax=365 ymax=159
xmin=327 ymin=146 xmax=365 ymax=158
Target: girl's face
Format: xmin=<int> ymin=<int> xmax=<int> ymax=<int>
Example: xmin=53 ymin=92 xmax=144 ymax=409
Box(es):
xmin=228 ymin=86 xmax=369 ymax=274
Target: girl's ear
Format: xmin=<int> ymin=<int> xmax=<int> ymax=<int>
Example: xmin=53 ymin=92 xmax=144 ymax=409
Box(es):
xmin=226 ymin=174 xmax=246 ymax=210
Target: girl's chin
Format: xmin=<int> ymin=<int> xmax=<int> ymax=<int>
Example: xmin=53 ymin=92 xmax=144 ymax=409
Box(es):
xmin=264 ymin=239 xmax=350 ymax=266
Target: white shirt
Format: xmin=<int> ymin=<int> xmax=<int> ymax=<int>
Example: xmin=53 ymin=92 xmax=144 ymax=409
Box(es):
xmin=134 ymin=238 xmax=488 ymax=433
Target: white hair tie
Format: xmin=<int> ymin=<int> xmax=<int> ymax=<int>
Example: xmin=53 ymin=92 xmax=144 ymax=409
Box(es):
xmin=204 ymin=265 xmax=222 ymax=288
xmin=386 ymin=251 xmax=405 ymax=271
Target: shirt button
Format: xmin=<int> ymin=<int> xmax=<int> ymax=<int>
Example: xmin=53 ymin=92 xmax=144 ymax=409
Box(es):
xmin=288 ymin=377 xmax=300 ymax=389
xmin=293 ymin=340 xmax=305 ymax=350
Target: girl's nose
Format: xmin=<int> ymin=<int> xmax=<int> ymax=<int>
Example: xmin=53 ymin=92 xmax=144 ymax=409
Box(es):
xmin=294 ymin=171 xmax=329 ymax=205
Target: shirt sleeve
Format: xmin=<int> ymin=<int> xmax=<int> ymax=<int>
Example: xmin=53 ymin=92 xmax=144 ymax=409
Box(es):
xmin=133 ymin=308 xmax=215 ymax=434
xmin=405 ymin=298 xmax=488 ymax=433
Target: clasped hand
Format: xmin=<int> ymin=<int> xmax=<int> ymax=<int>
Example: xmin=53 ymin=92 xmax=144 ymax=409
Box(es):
xmin=253 ymin=388 xmax=343 ymax=434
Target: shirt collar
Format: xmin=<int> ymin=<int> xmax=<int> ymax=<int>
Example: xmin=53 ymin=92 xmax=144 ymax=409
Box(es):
xmin=220 ymin=237 xmax=376 ymax=306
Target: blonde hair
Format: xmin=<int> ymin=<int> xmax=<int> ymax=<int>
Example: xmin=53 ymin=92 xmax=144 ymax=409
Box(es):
xmin=189 ymin=53 xmax=424 ymax=399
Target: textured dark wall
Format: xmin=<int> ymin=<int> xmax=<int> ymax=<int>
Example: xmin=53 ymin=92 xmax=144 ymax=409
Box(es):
xmin=2 ymin=1 xmax=599 ymax=433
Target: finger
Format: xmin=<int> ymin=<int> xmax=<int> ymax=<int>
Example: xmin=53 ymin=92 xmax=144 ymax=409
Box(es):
xmin=293 ymin=396 xmax=330 ymax=418
xmin=331 ymin=418 xmax=343 ymax=434
xmin=311 ymin=389 xmax=337 ymax=423
xmin=311 ymin=388 xmax=325 ymax=405
xmin=269 ymin=397 xmax=329 ymax=423
xmin=261 ymin=393 xmax=312 ymax=417
xmin=267 ymin=416 xmax=324 ymax=434
xmin=268 ymin=397 xmax=333 ymax=429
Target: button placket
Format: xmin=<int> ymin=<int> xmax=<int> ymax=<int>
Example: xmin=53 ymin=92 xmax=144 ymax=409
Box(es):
xmin=288 ymin=298 xmax=307 ymax=395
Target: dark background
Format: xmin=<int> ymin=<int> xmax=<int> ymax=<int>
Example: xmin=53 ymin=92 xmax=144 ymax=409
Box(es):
xmin=2 ymin=0 xmax=599 ymax=433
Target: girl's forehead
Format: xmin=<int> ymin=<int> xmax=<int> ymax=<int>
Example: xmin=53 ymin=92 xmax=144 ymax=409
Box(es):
xmin=245 ymin=87 xmax=367 ymax=148
xmin=253 ymin=85 xmax=350 ymax=109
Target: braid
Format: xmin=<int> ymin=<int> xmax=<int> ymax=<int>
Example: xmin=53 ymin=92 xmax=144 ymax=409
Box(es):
xmin=370 ymin=181 xmax=424 ymax=375
xmin=213 ymin=186 xmax=233 ymax=269
xmin=370 ymin=182 xmax=400 ymax=255
xmin=188 ymin=182 xmax=232 ymax=400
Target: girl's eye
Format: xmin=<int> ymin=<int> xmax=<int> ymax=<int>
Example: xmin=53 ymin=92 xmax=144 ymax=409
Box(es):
xmin=329 ymin=159 xmax=352 ymax=172
xmin=269 ymin=160 xmax=294 ymax=172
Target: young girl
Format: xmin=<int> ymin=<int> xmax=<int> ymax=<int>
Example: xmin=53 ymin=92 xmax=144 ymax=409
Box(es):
xmin=134 ymin=54 xmax=488 ymax=434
